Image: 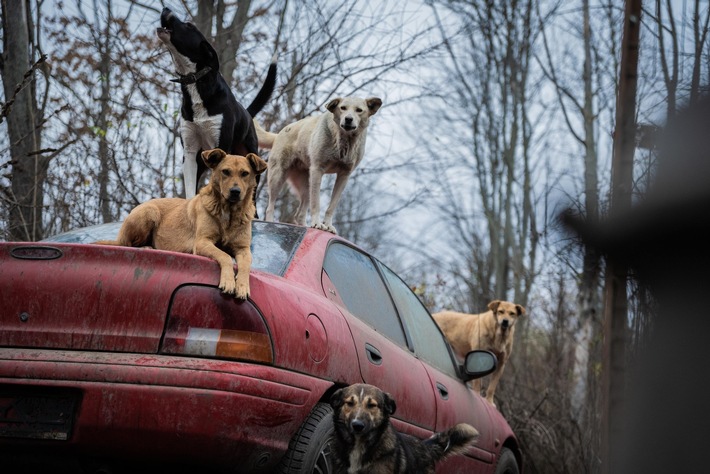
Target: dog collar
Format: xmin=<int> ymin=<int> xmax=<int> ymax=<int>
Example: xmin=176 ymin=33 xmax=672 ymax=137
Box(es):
xmin=170 ymin=66 xmax=213 ymax=84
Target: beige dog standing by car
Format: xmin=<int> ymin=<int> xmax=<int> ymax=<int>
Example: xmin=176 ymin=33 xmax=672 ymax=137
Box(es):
xmin=433 ymin=300 xmax=526 ymax=407
xmin=95 ymin=148 xmax=267 ymax=300
xmin=257 ymin=96 xmax=382 ymax=234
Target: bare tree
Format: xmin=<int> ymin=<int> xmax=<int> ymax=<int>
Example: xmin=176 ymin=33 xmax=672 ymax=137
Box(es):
xmin=39 ymin=1 xmax=178 ymax=234
xmin=656 ymin=0 xmax=679 ymax=118
xmin=689 ymin=0 xmax=710 ymax=103
xmin=535 ymin=1 xmax=623 ymax=466
xmin=190 ymin=0 xmax=255 ymax=86
xmin=648 ymin=0 xmax=710 ymax=115
xmin=97 ymin=0 xmax=114 ymax=223
xmin=602 ymin=0 xmax=641 ymax=471
xmin=422 ymin=0 xmax=541 ymax=312
xmin=1 ymin=0 xmax=49 ymax=241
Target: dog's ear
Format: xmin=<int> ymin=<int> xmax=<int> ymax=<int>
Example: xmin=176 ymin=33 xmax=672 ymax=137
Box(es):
xmin=488 ymin=300 xmax=501 ymax=312
xmin=246 ymin=153 xmax=268 ymax=175
xmin=202 ymin=148 xmax=227 ymax=168
xmin=200 ymin=41 xmax=220 ymax=70
xmin=516 ymin=304 xmax=526 ymax=316
xmin=325 ymin=98 xmax=342 ymax=113
xmin=366 ymin=97 xmax=383 ymax=116
xmin=330 ymin=388 xmax=344 ymax=410
xmin=383 ymin=391 xmax=397 ymax=416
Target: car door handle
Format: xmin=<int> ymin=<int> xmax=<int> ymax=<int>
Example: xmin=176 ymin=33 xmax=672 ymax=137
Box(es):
xmin=436 ymin=382 xmax=449 ymax=400
xmin=365 ymin=343 xmax=383 ymax=365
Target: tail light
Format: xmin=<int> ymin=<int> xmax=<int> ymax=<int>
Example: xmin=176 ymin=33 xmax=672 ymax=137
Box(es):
xmin=160 ymin=285 xmax=273 ymax=363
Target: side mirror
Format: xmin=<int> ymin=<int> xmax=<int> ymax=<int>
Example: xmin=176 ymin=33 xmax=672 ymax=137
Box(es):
xmin=461 ymin=350 xmax=498 ymax=382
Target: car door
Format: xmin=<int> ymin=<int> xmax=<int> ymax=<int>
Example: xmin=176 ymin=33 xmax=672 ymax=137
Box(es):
xmin=321 ymin=241 xmax=437 ymax=435
xmin=377 ymin=262 xmax=497 ymax=471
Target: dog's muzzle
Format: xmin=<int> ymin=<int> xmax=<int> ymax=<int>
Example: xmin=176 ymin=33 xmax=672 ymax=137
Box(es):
xmin=228 ymin=187 xmax=242 ymax=203
xmin=341 ymin=116 xmax=357 ymax=131
xmin=501 ymin=319 xmax=510 ymax=330
xmin=350 ymin=419 xmax=366 ymax=434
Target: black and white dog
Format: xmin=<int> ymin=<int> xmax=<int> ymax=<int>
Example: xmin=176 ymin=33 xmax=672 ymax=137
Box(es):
xmin=157 ymin=7 xmax=276 ymax=208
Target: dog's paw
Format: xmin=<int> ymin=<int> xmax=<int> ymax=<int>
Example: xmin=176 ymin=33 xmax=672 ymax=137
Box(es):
xmin=235 ymin=281 xmax=250 ymax=300
xmin=312 ymin=222 xmax=337 ymax=234
xmin=219 ymin=276 xmax=237 ymax=295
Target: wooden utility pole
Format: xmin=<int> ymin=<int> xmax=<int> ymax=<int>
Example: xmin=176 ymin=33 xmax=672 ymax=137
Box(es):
xmin=602 ymin=0 xmax=642 ymax=472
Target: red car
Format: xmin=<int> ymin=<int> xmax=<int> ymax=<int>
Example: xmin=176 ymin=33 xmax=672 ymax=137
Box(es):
xmin=0 ymin=221 xmax=522 ymax=473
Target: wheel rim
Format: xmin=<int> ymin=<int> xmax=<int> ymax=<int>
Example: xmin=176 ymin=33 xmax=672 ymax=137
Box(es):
xmin=313 ymin=438 xmax=334 ymax=474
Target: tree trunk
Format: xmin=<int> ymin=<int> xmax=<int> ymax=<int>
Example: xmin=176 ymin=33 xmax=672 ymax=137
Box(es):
xmin=657 ymin=0 xmax=678 ymax=118
xmin=216 ymin=0 xmax=252 ymax=83
xmin=580 ymin=0 xmax=602 ymax=428
xmin=98 ymin=0 xmax=114 ymax=223
xmin=193 ymin=0 xmax=252 ymax=85
xmin=602 ymin=0 xmax=641 ymax=471
xmin=1 ymin=0 xmax=45 ymax=241
xmin=689 ymin=0 xmax=710 ymax=105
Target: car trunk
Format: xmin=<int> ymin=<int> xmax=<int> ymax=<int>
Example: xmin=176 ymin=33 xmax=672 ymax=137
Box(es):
xmin=0 ymin=243 xmax=218 ymax=353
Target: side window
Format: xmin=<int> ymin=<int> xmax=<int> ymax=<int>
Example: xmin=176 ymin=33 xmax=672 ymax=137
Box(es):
xmin=323 ymin=242 xmax=407 ymax=347
xmin=378 ymin=263 xmax=458 ymax=377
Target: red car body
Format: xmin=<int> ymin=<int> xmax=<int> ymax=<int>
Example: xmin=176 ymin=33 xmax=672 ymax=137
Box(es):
xmin=0 ymin=221 xmax=521 ymax=473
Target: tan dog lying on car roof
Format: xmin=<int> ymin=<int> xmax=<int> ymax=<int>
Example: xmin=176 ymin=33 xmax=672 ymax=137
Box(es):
xmin=95 ymin=148 xmax=267 ymax=300
xmin=433 ymin=300 xmax=526 ymax=407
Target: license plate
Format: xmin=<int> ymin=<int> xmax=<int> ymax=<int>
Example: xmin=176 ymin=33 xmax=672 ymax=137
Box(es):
xmin=0 ymin=386 xmax=78 ymax=440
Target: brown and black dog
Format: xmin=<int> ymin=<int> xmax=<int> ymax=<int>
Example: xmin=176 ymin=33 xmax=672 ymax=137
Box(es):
xmin=95 ymin=148 xmax=267 ymax=299
xmin=433 ymin=300 xmax=526 ymax=407
xmin=330 ymin=383 xmax=478 ymax=474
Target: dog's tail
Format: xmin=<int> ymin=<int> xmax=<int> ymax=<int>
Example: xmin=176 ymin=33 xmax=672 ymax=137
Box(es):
xmin=253 ymin=119 xmax=278 ymax=149
xmin=246 ymin=59 xmax=277 ymax=118
xmin=424 ymin=423 xmax=479 ymax=462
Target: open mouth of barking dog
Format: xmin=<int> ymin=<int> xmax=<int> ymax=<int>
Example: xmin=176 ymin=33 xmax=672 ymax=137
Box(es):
xmin=156 ymin=27 xmax=171 ymax=42
xmin=157 ymin=8 xmax=174 ymax=42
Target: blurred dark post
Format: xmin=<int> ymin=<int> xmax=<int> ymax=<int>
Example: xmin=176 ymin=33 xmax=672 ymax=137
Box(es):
xmin=602 ymin=0 xmax=641 ymax=472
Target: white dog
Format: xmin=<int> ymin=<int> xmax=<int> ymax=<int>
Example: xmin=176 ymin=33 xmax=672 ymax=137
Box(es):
xmin=258 ymin=97 xmax=382 ymax=234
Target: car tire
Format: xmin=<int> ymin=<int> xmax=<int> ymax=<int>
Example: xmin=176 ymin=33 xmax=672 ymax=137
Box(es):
xmin=279 ymin=402 xmax=335 ymax=474
xmin=494 ymin=447 xmax=520 ymax=474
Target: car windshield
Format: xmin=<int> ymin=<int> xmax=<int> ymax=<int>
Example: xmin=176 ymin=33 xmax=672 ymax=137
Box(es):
xmin=42 ymin=220 xmax=306 ymax=276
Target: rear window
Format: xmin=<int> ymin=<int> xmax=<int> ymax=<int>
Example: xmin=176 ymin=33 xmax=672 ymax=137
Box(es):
xmin=44 ymin=222 xmax=123 ymax=244
xmin=251 ymin=221 xmax=305 ymax=275
xmin=43 ymin=221 xmax=306 ymax=276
